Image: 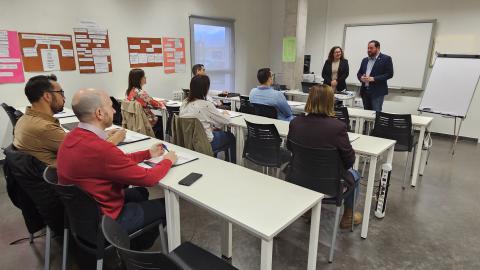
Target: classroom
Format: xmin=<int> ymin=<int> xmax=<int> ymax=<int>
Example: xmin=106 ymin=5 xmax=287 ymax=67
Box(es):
xmin=1 ymin=0 xmax=480 ymax=269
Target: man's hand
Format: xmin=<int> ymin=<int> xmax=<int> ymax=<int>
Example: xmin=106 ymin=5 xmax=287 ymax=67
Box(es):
xmin=106 ymin=129 xmax=126 ymax=145
xmin=367 ymin=76 xmax=375 ymax=82
xmin=163 ymin=151 xmax=178 ymax=164
xmin=149 ymin=143 xmax=165 ymax=158
xmin=221 ymin=110 xmax=230 ymax=116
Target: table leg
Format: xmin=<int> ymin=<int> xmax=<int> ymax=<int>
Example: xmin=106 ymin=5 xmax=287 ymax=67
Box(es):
xmin=354 ymin=154 xmax=360 ymax=170
xmin=411 ymin=126 xmax=425 ymax=187
xmin=221 ymin=220 xmax=233 ymax=260
xmin=162 ymin=109 xmax=168 ymax=140
xmin=387 ymin=146 xmax=394 ymax=165
xmin=361 ymin=156 xmax=377 ymax=239
xmin=164 ymin=189 xmax=181 ymax=252
xmin=307 ymin=201 xmax=322 ymax=270
xmin=230 ymin=100 xmax=236 ymax=112
xmin=234 ymin=126 xmax=244 ymax=166
xmin=260 ymin=239 xmax=273 ymax=270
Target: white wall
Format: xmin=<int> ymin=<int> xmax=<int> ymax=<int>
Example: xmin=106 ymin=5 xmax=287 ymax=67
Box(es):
xmin=305 ymin=0 xmax=480 ymax=139
xmin=0 ymin=0 xmax=273 ymax=155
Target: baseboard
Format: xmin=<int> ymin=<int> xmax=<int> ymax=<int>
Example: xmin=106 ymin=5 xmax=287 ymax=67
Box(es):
xmin=430 ymin=132 xmax=478 ymax=143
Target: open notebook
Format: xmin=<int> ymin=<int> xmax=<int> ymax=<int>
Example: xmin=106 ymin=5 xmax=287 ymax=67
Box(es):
xmin=144 ymin=151 xmax=198 ymax=167
xmin=217 ymin=109 xmax=242 ymax=118
xmin=61 ymin=122 xmax=151 ymax=146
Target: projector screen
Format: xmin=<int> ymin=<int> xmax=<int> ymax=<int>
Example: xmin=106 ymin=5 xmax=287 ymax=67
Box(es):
xmin=343 ymin=21 xmax=435 ymax=90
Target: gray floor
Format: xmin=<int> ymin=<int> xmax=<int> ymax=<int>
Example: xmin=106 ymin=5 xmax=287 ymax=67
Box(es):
xmin=1 ymin=135 xmax=479 ymax=269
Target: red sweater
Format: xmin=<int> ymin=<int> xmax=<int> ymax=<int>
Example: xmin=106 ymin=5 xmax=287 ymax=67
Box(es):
xmin=57 ymin=128 xmax=172 ymax=219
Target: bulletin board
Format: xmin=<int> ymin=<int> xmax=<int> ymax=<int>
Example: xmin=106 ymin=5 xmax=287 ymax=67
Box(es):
xmin=0 ymin=30 xmax=24 ymax=84
xmin=73 ymin=28 xmax=112 ymax=73
xmin=18 ymin=32 xmax=76 ymax=72
xmin=162 ymin=37 xmax=186 ymax=74
xmin=127 ymin=37 xmax=163 ymax=68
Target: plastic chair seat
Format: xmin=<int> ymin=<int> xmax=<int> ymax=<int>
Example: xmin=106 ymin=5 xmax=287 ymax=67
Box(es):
xmin=169 ymin=241 xmax=237 ymax=270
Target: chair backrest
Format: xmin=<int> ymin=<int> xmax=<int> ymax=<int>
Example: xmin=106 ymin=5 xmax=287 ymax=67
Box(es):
xmin=251 ymin=103 xmax=278 ymax=119
xmin=165 ymin=105 xmax=180 ymax=137
xmin=53 ymin=183 xmax=102 ymax=252
xmin=110 ymin=96 xmax=123 ymax=126
xmin=243 ymin=120 xmax=282 ymax=167
xmin=287 ymin=140 xmax=344 ymax=204
xmin=121 ymin=100 xmax=155 ymax=137
xmin=102 ymin=216 xmax=182 ymax=270
xmin=173 ymin=115 xmax=214 ymax=156
xmin=1 ymin=102 xmax=24 ymax=130
xmin=334 ymin=106 xmax=351 ymax=131
xmin=371 ymin=112 xmax=412 ymax=148
xmin=239 ymin=95 xmax=253 ymax=114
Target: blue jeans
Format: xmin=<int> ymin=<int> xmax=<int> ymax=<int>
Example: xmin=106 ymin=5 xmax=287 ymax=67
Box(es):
xmin=211 ymin=130 xmax=236 ymax=163
xmin=344 ymin=169 xmax=360 ymax=208
xmin=362 ymin=92 xmax=385 ymax=112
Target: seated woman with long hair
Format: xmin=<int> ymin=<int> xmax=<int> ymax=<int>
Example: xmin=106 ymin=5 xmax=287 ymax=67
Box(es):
xmin=125 ymin=68 xmax=165 ymax=139
xmin=179 ymin=75 xmax=236 ymax=163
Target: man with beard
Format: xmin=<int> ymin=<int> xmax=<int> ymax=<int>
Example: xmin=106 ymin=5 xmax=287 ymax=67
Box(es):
xmin=14 ymin=74 xmax=68 ymax=166
xmin=357 ymin=40 xmax=394 ymax=112
xmin=14 ymin=75 xmax=125 ymax=166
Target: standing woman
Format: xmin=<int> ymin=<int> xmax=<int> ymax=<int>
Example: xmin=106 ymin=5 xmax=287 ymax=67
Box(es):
xmin=322 ymin=46 xmax=349 ymax=92
xmin=126 ymin=68 xmax=166 ymax=139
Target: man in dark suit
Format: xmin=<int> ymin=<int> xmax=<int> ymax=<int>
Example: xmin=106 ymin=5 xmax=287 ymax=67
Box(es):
xmin=357 ymin=40 xmax=394 ymax=111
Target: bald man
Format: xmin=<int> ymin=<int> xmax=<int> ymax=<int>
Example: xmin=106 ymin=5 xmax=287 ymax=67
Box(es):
xmin=57 ymin=88 xmax=177 ymax=248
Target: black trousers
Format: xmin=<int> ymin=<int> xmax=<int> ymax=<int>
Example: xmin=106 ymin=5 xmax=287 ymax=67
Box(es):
xmin=152 ymin=118 xmax=164 ymax=140
xmin=116 ymin=187 xmax=166 ymax=249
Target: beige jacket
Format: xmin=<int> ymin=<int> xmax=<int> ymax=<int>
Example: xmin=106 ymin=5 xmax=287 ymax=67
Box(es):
xmin=121 ymin=100 xmax=155 ymax=137
xmin=172 ymin=115 xmax=213 ymax=156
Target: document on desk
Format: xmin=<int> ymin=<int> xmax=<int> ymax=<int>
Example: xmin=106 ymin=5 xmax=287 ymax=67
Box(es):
xmin=54 ymin=110 xmax=76 ymax=119
xmin=287 ymin=101 xmax=305 ymax=107
xmin=117 ymin=130 xmax=151 ymax=146
xmin=144 ymin=151 xmax=198 ymax=167
xmin=217 ymin=109 xmax=242 ymax=118
xmin=348 ymin=133 xmax=360 ymax=142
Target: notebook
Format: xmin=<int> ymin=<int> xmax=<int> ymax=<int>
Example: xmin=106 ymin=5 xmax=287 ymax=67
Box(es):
xmin=144 ymin=151 xmax=199 ymax=167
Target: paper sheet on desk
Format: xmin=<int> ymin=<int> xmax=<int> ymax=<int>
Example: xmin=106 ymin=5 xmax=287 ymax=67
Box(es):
xmin=144 ymin=151 xmax=198 ymax=167
xmin=54 ymin=110 xmax=76 ymax=119
xmin=287 ymin=101 xmax=305 ymax=106
xmin=217 ymin=109 xmax=242 ymax=118
xmin=104 ymin=126 xmax=151 ymax=145
xmin=348 ymin=133 xmax=360 ymax=142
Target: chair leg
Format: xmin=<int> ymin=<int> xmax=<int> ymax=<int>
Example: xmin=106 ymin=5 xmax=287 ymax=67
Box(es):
xmin=402 ymin=152 xmax=410 ymax=190
xmin=44 ymin=226 xmax=51 ymax=270
xmin=29 ymin=233 xmax=34 ymax=244
xmin=410 ymin=145 xmax=417 ymax=177
xmin=351 ymin=192 xmax=356 ymax=232
xmin=96 ymin=259 xmax=103 ymax=270
xmin=276 ymin=167 xmax=280 ymax=179
xmin=62 ymin=228 xmax=68 ymax=270
xmin=329 ymin=207 xmax=341 ymax=263
xmin=159 ymin=224 xmax=168 ymax=254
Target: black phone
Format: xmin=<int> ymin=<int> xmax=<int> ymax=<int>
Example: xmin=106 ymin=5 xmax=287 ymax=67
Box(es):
xmin=178 ymin=173 xmax=202 ymax=186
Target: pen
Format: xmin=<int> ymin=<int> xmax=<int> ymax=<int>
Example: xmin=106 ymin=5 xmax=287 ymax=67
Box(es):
xmin=162 ymin=143 xmax=169 ymax=152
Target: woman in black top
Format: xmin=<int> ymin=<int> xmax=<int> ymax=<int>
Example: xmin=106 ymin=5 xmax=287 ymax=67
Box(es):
xmin=322 ymin=46 xmax=349 ymax=92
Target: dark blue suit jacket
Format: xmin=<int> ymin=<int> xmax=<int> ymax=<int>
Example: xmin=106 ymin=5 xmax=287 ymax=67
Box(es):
xmin=357 ymin=53 xmax=394 ymax=97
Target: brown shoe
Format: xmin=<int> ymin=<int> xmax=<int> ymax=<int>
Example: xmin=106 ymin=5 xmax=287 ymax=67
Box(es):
xmin=340 ymin=208 xmax=363 ymax=229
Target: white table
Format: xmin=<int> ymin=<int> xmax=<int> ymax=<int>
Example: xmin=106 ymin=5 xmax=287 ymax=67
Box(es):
xmin=278 ymin=103 xmax=434 ymax=187
xmin=211 ymin=95 xmax=240 ymax=111
xmin=347 ymin=108 xmax=433 ymax=187
xmin=55 ymin=110 xmax=325 ymax=270
xmin=117 ymin=137 xmax=324 ymax=270
xmin=228 ymin=113 xmax=396 ymax=239
xmin=283 ymin=89 xmax=356 ymax=106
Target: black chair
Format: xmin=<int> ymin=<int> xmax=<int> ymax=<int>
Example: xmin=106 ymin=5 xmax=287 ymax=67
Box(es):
xmin=286 ymin=140 xmax=356 ymax=263
xmin=165 ymin=105 xmax=180 ymax=141
xmin=243 ymin=121 xmax=289 ymax=177
xmin=101 ymin=216 xmax=238 ymax=270
xmin=110 ymin=97 xmax=122 ymax=126
xmin=1 ymin=102 xmax=24 ymax=133
xmin=43 ymin=166 xmax=167 ymax=270
xmin=251 ymin=103 xmax=278 ymax=119
xmin=370 ymin=112 xmax=417 ymax=189
xmin=3 ymin=145 xmax=64 ymax=270
xmin=238 ymin=95 xmax=253 ymax=114
xmin=334 ymin=106 xmax=351 ymax=132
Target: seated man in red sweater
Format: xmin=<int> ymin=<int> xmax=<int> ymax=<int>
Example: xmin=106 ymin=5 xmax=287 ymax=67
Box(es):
xmin=57 ymin=88 xmax=177 ymax=245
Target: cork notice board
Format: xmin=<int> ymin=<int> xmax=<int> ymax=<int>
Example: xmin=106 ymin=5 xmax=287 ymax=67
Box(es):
xmin=73 ymin=28 xmax=112 ymax=73
xmin=18 ymin=32 xmax=76 ymax=72
xmin=127 ymin=37 xmax=163 ymax=68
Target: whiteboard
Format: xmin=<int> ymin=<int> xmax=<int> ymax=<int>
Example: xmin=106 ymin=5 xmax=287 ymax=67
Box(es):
xmin=418 ymin=55 xmax=480 ymax=118
xmin=343 ymin=21 xmax=435 ymax=90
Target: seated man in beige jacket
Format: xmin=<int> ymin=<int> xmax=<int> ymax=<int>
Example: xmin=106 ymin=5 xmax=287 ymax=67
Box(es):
xmin=14 ymin=74 xmax=126 ymax=166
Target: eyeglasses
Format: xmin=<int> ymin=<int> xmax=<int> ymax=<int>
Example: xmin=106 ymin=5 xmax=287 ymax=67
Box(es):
xmin=48 ymin=89 xmax=65 ymax=97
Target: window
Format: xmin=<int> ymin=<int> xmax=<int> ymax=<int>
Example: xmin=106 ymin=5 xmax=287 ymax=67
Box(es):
xmin=190 ymin=16 xmax=235 ymax=92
